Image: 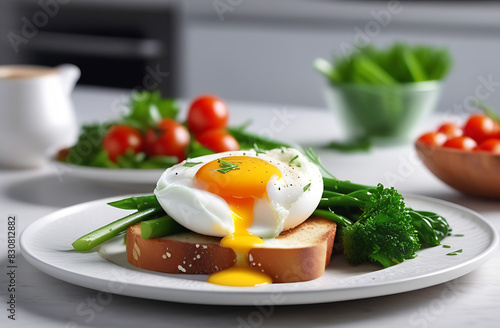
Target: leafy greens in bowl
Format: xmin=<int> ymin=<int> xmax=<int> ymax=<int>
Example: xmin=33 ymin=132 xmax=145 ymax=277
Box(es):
xmin=315 ymin=42 xmax=452 ymax=85
xmin=315 ymin=43 xmax=452 ymax=146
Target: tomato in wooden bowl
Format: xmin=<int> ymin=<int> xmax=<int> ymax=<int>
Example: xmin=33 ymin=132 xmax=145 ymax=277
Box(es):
xmin=416 ymin=114 xmax=500 ymax=199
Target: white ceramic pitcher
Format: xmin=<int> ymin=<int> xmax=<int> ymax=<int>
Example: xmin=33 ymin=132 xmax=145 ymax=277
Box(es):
xmin=0 ymin=64 xmax=80 ymax=168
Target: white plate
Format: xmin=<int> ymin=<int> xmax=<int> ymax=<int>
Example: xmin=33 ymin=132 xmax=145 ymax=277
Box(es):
xmin=20 ymin=194 xmax=498 ymax=305
xmin=51 ymin=160 xmax=165 ymax=186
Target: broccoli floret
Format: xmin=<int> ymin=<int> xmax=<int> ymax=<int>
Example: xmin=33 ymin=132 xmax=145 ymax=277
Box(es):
xmin=308 ymin=148 xmax=449 ymax=268
xmin=342 ymin=184 xmax=420 ymax=267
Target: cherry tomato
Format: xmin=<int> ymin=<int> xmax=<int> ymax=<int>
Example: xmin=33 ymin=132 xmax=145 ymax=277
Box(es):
xmin=187 ymin=95 xmax=229 ymax=135
xmin=145 ymin=119 xmax=190 ymax=161
xmin=417 ymin=132 xmax=447 ymax=146
xmin=196 ymin=129 xmax=239 ymax=153
xmin=56 ymin=148 xmax=69 ymax=162
xmin=103 ymin=125 xmax=143 ymax=162
xmin=475 ymin=138 xmax=500 ymax=154
xmin=442 ymin=136 xmax=477 ymax=150
xmin=463 ymin=114 xmax=497 ymax=144
xmin=437 ymin=123 xmax=463 ymax=139
xmin=493 ymin=123 xmax=500 ymax=139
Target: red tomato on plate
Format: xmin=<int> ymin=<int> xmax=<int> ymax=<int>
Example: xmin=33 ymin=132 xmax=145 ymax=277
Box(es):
xmin=103 ymin=125 xmax=143 ymax=162
xmin=145 ymin=119 xmax=190 ymax=161
xmin=187 ymin=95 xmax=229 ymax=135
xmin=196 ymin=129 xmax=239 ymax=153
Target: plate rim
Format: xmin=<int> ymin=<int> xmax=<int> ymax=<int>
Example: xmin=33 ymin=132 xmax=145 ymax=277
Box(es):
xmin=50 ymin=159 xmax=165 ymax=184
xmin=20 ymin=193 xmax=499 ymax=305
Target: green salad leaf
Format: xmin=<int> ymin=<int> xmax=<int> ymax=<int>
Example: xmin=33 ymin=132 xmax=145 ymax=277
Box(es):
xmin=122 ymin=90 xmax=179 ymax=130
xmin=65 ymin=123 xmax=111 ymax=166
xmin=187 ymin=139 xmax=215 ymax=158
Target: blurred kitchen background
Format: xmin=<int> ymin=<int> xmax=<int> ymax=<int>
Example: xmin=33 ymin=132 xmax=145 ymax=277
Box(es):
xmin=1 ymin=0 xmax=500 ymax=111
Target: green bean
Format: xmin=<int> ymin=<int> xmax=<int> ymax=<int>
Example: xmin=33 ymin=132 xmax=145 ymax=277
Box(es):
xmin=228 ymin=127 xmax=292 ymax=150
xmin=108 ymin=195 xmax=160 ymax=210
xmin=140 ymin=215 xmax=186 ymax=239
xmin=322 ymin=190 xmax=344 ymax=198
xmin=414 ymin=210 xmax=451 ymax=242
xmin=323 ymin=178 xmax=374 ymax=194
xmin=408 ymin=211 xmax=440 ymax=247
xmin=72 ymin=207 xmax=164 ymax=251
xmin=313 ymin=209 xmax=353 ymax=227
xmin=320 ymin=189 xmax=373 ymax=208
xmin=345 ymin=190 xmax=373 ymax=202
xmin=319 ymin=195 xmax=365 ymax=208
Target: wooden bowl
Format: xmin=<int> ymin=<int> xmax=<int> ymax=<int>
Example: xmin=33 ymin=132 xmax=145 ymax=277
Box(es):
xmin=415 ymin=141 xmax=500 ymax=199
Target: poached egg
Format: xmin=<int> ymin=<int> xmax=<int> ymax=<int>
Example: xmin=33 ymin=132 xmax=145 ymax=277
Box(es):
xmin=154 ymin=148 xmax=323 ymax=286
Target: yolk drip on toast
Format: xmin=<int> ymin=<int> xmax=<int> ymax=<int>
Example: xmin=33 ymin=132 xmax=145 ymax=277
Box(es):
xmin=194 ymin=156 xmax=281 ymax=286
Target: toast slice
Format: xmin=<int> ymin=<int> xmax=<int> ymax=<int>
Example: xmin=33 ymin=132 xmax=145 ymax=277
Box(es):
xmin=126 ymin=216 xmax=337 ymax=283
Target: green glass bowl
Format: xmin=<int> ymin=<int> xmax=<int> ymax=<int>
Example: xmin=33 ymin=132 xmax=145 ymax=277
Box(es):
xmin=324 ymin=81 xmax=442 ymax=144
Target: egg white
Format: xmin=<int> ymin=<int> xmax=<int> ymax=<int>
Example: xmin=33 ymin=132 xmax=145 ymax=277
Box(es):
xmin=154 ymin=148 xmax=323 ymax=239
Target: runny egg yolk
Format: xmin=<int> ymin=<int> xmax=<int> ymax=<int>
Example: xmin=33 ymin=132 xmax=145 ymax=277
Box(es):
xmin=194 ymin=156 xmax=282 ymax=286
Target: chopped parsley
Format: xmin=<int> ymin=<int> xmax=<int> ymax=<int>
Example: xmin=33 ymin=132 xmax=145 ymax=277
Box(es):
xmin=289 ymin=155 xmax=301 ymax=167
xmin=446 ymin=249 xmax=463 ymax=256
xmin=217 ymin=159 xmax=240 ymax=174
xmin=303 ymin=183 xmax=311 ymax=192
xmin=253 ymin=143 xmax=266 ymax=155
xmin=183 ymin=161 xmax=203 ymax=167
xmin=305 ymin=148 xmax=337 ymax=179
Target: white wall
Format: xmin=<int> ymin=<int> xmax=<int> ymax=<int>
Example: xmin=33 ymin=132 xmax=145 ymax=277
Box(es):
xmin=181 ymin=1 xmax=500 ymax=114
xmin=2 ymin=0 xmax=500 ymax=115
